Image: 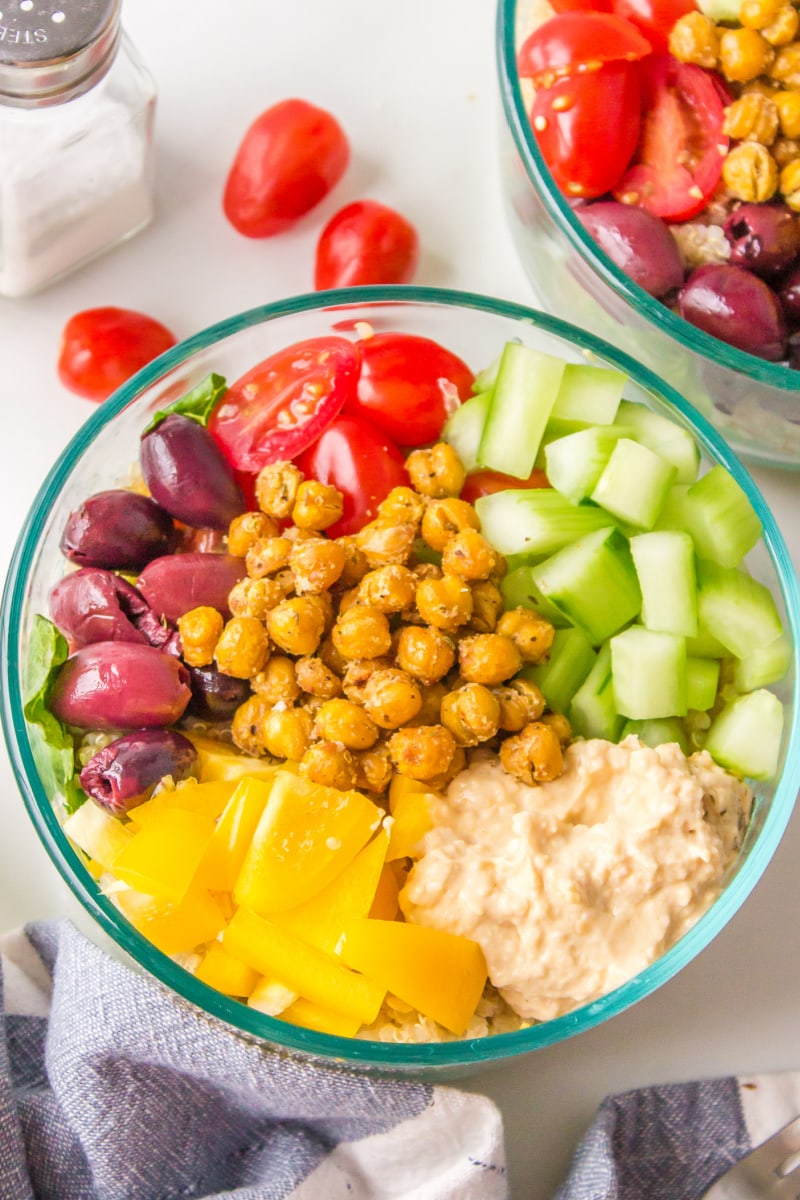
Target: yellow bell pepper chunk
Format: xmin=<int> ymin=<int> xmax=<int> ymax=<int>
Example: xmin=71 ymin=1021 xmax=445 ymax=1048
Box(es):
xmin=340 ymin=918 xmax=487 ymax=1035
xmin=247 ymin=977 xmax=298 ymax=1016
xmin=388 ymin=772 xmax=438 ymax=812
xmin=63 ymin=800 xmax=132 ymax=872
xmin=368 ymin=862 xmax=402 ymax=920
xmin=223 ymin=907 xmax=385 ymax=1024
xmin=281 ymin=996 xmax=362 ymax=1039
xmin=195 ymin=777 xmax=273 ymax=892
xmin=387 ymin=791 xmax=433 ymax=861
xmin=195 ymin=942 xmax=260 ymax=998
xmin=127 ymin=779 xmax=236 ymax=829
xmin=112 ymin=808 xmax=215 ymax=904
xmin=184 ymin=734 xmax=288 ymax=784
xmin=233 ymin=771 xmax=383 ymax=914
xmin=140 ymin=889 xmax=226 ymax=956
xmin=270 ymin=828 xmax=389 ymax=954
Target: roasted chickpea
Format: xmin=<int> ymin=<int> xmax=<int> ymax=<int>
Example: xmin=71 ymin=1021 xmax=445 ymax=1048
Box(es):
xmin=415 ymin=574 xmax=474 ymax=631
xmin=499 ymin=720 xmax=564 ymax=785
xmin=415 ymin=682 xmax=447 ymax=725
xmin=411 ymin=561 xmax=442 ymax=582
xmin=292 ymin=480 xmax=344 ymax=530
xmin=231 ymin=695 xmax=269 ymax=756
xmin=719 ymin=27 xmax=774 ymax=82
xmin=299 ymin=740 xmax=359 ymax=790
xmin=214 ymin=616 xmax=270 ymax=679
xmin=341 ymin=656 xmax=393 ymax=703
xmin=405 ymin=442 xmax=466 ymax=497
xmin=496 ymin=608 xmax=555 ymax=664
xmin=440 ymin=683 xmax=500 ymax=747
xmin=426 ymin=744 xmax=467 ymax=791
xmin=358 ymin=564 xmax=417 ymax=613
xmin=420 ymin=498 xmax=480 ymax=552
xmin=227 ymin=511 xmax=279 ymax=558
xmin=337 ymin=536 xmax=370 ymax=587
xmin=387 ymin=724 xmax=456 ymax=781
xmin=469 ymin=580 xmax=504 ymax=632
xmin=305 ymin=590 xmax=334 ymax=631
xmin=440 ymin=528 xmax=498 ymax=581
xmin=395 ymin=625 xmax=456 ymax=684
xmin=361 ymin=668 xmax=423 ymax=729
xmin=262 ymin=708 xmax=314 ymax=762
xmin=228 ymin=576 xmax=285 ymax=620
xmin=246 ymin=536 xmax=292 ymax=579
xmin=492 ymin=677 xmax=546 ymax=731
xmin=255 ymin=461 xmax=303 ymax=519
xmin=332 ymin=604 xmax=392 ymax=659
xmin=377 ymin=486 xmax=426 ymax=529
xmin=318 ymin=635 xmax=349 ymax=678
xmin=295 ymin=655 xmax=342 ymax=699
xmin=251 ymin=655 xmax=299 ymax=705
xmin=354 ymin=743 xmax=393 ymax=793
xmin=177 ymin=606 xmax=224 ymax=667
xmin=266 ymin=596 xmax=326 ymax=656
xmin=458 ymin=633 xmax=522 ymax=686
xmin=314 ymin=698 xmax=380 ymax=749
xmin=540 ymin=711 xmax=572 ymax=746
xmin=356 ymin=519 xmax=417 ymax=567
xmin=289 ymin=537 xmax=346 ymax=594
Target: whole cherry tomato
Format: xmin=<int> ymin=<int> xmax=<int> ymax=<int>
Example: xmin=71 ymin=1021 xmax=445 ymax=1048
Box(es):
xmin=208 ymin=336 xmax=360 ymax=473
xmin=550 ymin=0 xmax=612 ymax=10
xmin=531 ymin=60 xmax=642 ymax=199
xmin=346 ymin=332 xmax=474 ymax=446
xmin=295 ymin=414 xmax=408 ymax=537
xmin=517 ymin=12 xmax=651 ymax=84
xmin=314 ymin=199 xmax=420 ymax=290
xmin=612 ymin=0 xmax=695 ymax=53
xmin=57 ymin=307 xmax=177 ymax=403
xmin=613 ymin=54 xmax=728 ymax=221
xmin=460 ymin=468 xmax=550 ymax=504
xmin=223 ymin=98 xmax=350 ymax=238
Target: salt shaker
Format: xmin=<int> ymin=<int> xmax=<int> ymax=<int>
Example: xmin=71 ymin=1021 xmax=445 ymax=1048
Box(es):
xmin=0 ymin=0 xmax=156 ymax=298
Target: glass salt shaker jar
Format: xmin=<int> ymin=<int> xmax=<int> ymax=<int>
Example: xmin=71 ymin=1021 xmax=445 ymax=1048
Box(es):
xmin=0 ymin=0 xmax=156 ymax=298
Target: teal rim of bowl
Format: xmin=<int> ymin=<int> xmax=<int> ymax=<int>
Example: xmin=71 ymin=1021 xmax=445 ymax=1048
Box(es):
xmin=3 ymin=284 xmax=800 ymax=1069
xmin=496 ymin=0 xmax=800 ymax=394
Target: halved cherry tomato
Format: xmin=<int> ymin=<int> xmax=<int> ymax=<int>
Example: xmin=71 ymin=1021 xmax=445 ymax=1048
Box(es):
xmin=208 ymin=337 xmax=360 ymax=473
xmin=531 ymin=60 xmax=642 ymax=199
xmin=223 ymin=99 xmax=350 ymax=238
xmin=345 ymin=332 xmax=474 ymax=447
xmin=612 ymin=54 xmax=728 ymax=222
xmin=517 ymin=12 xmax=651 ymax=85
xmin=550 ymin=0 xmax=612 ymax=10
xmin=57 ymin=307 xmax=177 ymax=403
xmin=315 ymin=199 xmax=420 ymax=290
xmin=612 ymin=0 xmax=695 ymax=53
xmin=460 ymin=468 xmax=550 ymax=505
xmin=295 ymin=414 xmax=408 ymax=537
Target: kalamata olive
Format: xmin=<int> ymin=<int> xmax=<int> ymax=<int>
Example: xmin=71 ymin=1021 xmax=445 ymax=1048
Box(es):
xmin=49 ymin=642 xmax=192 ymax=730
xmin=575 ymin=201 xmax=685 ymax=299
xmin=678 ymin=263 xmax=787 ymax=361
xmin=136 ymin=552 xmax=245 ymax=623
xmin=49 ymin=568 xmax=181 ymax=654
xmin=140 ymin=413 xmax=246 ymax=530
xmin=778 ymin=263 xmax=800 ymax=327
xmin=724 ymin=203 xmax=800 ymax=279
xmin=60 ymin=490 xmax=177 ymax=571
xmin=185 ymin=666 xmax=252 ymax=721
xmin=80 ymin=729 xmax=198 ymax=816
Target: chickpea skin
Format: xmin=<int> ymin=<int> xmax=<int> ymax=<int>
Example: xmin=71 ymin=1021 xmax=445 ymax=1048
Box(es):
xmin=262 ymin=708 xmax=315 ymax=762
xmin=459 ymin=633 xmax=522 ymax=686
xmin=251 ymin=655 xmax=300 ymax=705
xmin=289 ymin=537 xmax=346 ymax=594
xmin=499 ymin=721 xmax=564 ymax=786
xmin=314 ymin=698 xmax=380 ymax=749
xmin=267 ymin=597 xmax=326 ymax=656
xmin=405 ymin=442 xmax=466 ymax=498
xmin=421 ymin=498 xmax=480 ymax=552
xmin=227 ymin=511 xmax=279 ymax=558
xmin=299 ymin=740 xmax=359 ymax=790
xmin=332 ymin=604 xmax=392 ymax=659
xmin=395 ymin=625 xmax=455 ymax=685
xmin=292 ymin=480 xmax=343 ymax=530
xmin=497 ymin=608 xmax=555 ymax=664
xmin=361 ymin=668 xmax=423 ymax=729
xmin=387 ymin=724 xmax=456 ymax=781
xmin=214 ymin=616 xmax=270 ymax=679
xmin=177 ymin=606 xmax=224 ymax=667
xmin=255 ymin=461 xmax=303 ymax=519
xmin=440 ymin=683 xmax=500 ymax=746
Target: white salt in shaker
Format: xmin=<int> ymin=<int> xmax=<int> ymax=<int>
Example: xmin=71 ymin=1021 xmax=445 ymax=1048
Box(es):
xmin=0 ymin=0 xmax=156 ymax=297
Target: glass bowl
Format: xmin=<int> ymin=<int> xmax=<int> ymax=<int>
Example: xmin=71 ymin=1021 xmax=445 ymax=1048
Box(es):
xmin=497 ymin=0 xmax=800 ymax=471
xmin=2 ymin=286 xmax=799 ymax=1077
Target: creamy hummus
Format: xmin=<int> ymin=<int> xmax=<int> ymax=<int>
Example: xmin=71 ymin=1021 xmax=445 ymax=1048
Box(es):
xmin=401 ymin=736 xmax=752 ymax=1022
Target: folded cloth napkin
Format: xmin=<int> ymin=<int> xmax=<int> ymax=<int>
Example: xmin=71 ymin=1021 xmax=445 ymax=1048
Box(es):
xmin=0 ymin=919 xmax=507 ymax=1200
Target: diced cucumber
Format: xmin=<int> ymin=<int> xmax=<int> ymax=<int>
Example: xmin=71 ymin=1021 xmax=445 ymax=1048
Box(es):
xmin=697 ymin=560 xmax=784 ymax=658
xmin=614 ymin=400 xmax=700 ymax=484
xmin=686 ymin=656 xmax=720 ymax=711
xmin=472 ymin=354 xmax=501 ymax=394
xmin=477 ymin=342 xmax=565 ymax=478
xmin=442 ymin=389 xmax=492 ymax=473
xmin=590 ymin=438 xmax=677 ymax=530
xmin=531 ymin=526 xmax=641 ymax=644
xmin=697 ymin=0 xmax=742 ymax=22
xmin=544 ymin=426 xmax=625 ymax=504
xmin=520 ymin=626 xmax=596 ymax=714
xmin=653 ymin=484 xmax=693 ymax=533
xmin=629 ymin=530 xmax=697 ymax=637
xmin=549 ymin=363 xmax=626 ymax=425
xmin=610 ymin=626 xmax=687 ymax=719
xmin=500 ymin=564 xmax=571 ymax=627
xmin=621 ymin=718 xmax=689 ymax=754
xmin=685 ymin=618 xmax=730 ymax=660
xmin=568 ymin=644 xmax=625 ymax=741
xmin=474 ymin=488 xmax=615 ymax=558
xmin=704 ymin=689 xmax=784 ymax=780
xmin=734 ymin=632 xmax=792 ymax=692
xmin=683 ymin=466 xmax=763 ymax=568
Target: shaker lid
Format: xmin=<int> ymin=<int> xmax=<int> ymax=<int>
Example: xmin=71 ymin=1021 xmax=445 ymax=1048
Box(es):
xmin=0 ymin=0 xmax=122 ymax=107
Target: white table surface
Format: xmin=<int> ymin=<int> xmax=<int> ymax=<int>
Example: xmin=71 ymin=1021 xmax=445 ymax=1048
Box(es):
xmin=2 ymin=2 xmax=800 ymax=1196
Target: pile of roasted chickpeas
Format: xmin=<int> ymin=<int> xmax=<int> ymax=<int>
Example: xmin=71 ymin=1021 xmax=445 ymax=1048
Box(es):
xmin=176 ymin=442 xmax=570 ymax=796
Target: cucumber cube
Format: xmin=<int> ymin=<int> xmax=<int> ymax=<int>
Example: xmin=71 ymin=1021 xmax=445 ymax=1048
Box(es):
xmin=477 ymin=342 xmax=565 ymax=478
xmin=590 ymin=438 xmax=677 ymax=530
xmin=474 ymin=488 xmax=615 ymax=558
xmin=473 ymin=354 xmax=501 ymax=394
xmin=520 ymin=627 xmax=596 ymax=715
xmin=697 ymin=560 xmax=784 ymax=658
xmin=568 ymin=645 xmax=624 ymax=741
xmin=704 ymin=689 xmax=784 ymax=780
xmin=549 ymin=363 xmax=626 ymax=426
xmin=442 ymin=390 xmax=492 ymax=473
xmin=685 ymin=617 xmax=730 ymax=660
xmin=654 ymin=484 xmax=693 ymax=533
xmin=629 ymin=530 xmax=697 ymax=637
xmin=684 ymin=466 xmax=763 ymax=568
xmin=500 ymin=565 xmax=571 ymax=628
xmin=610 ymin=626 xmax=688 ymax=719
xmin=544 ymin=427 xmax=624 ymax=504
xmin=531 ymin=526 xmax=642 ymax=644
xmin=734 ymin=632 xmax=792 ymax=692
xmin=621 ymin=718 xmax=689 ymax=754
xmin=686 ymin=656 xmax=720 ymax=711
xmin=614 ymin=400 xmax=701 ymax=484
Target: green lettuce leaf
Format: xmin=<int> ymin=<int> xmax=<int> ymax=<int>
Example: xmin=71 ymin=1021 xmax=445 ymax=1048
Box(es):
xmin=23 ymin=615 xmax=86 ymax=814
xmin=143 ymin=372 xmax=227 ymax=435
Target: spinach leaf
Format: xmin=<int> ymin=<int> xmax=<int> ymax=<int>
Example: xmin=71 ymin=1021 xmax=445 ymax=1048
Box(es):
xmin=143 ymin=372 xmax=227 ymax=435
xmin=23 ymin=615 xmax=86 ymax=813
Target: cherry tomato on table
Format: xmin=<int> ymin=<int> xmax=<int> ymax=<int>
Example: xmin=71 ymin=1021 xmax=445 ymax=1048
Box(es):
xmin=295 ymin=414 xmax=408 ymax=538
xmin=612 ymin=0 xmax=696 ymax=53
xmin=314 ymin=199 xmax=420 ymax=290
xmin=345 ymin=332 xmax=474 ymax=446
xmin=223 ymin=98 xmax=350 ymax=238
xmin=57 ymin=307 xmax=177 ymax=403
xmin=517 ymin=12 xmax=651 ymax=84
xmin=208 ymin=336 xmax=361 ymax=473
xmin=460 ymin=468 xmax=550 ymax=504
